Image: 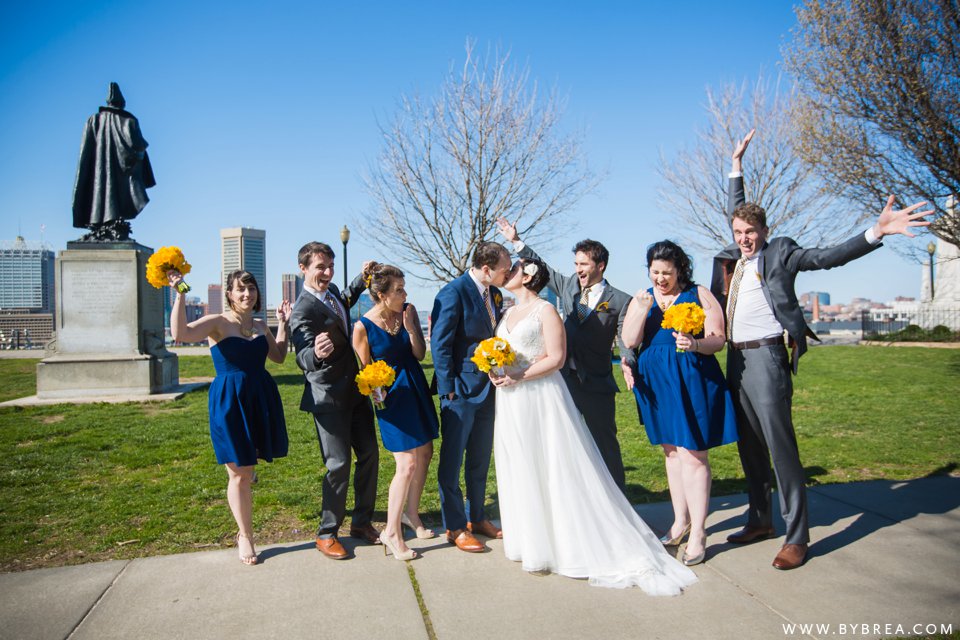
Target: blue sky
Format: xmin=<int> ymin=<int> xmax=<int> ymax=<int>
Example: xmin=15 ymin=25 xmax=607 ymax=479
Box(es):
xmin=0 ymin=1 xmax=928 ymax=311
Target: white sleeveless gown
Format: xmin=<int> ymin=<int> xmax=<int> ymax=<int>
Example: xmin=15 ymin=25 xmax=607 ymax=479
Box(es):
xmin=493 ymin=301 xmax=697 ymax=594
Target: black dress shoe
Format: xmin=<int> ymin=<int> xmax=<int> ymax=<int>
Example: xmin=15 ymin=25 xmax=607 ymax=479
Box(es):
xmin=349 ymin=522 xmax=382 ymax=544
xmin=727 ymin=525 xmax=776 ymax=544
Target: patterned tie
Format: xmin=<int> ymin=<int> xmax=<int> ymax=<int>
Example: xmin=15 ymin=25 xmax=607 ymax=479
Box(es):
xmin=577 ymin=285 xmax=592 ymax=321
xmin=325 ymin=291 xmax=347 ymax=333
xmin=482 ymin=288 xmax=496 ymax=328
xmin=725 ymin=257 xmax=747 ymax=340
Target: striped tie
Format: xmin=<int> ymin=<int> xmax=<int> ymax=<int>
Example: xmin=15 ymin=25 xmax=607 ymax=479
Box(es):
xmin=577 ymin=285 xmax=592 ymax=321
xmin=325 ymin=291 xmax=347 ymax=333
xmin=482 ymin=288 xmax=496 ymax=328
xmin=725 ymin=257 xmax=747 ymax=341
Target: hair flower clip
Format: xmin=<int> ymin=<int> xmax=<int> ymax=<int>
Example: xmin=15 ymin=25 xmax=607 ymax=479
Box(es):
xmin=522 ymin=263 xmax=539 ymax=277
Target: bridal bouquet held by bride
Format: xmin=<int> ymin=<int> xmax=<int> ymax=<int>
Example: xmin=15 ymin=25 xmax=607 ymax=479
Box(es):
xmin=488 ymin=257 xmax=697 ymax=594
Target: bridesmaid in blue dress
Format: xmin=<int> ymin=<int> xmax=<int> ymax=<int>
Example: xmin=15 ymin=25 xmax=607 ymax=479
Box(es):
xmin=352 ymin=263 xmax=439 ymax=561
xmin=169 ymin=269 xmax=291 ymax=566
xmin=621 ymin=241 xmax=737 ymax=566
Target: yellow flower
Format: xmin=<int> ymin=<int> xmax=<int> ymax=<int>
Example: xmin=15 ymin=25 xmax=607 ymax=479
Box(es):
xmin=356 ymin=360 xmax=397 ymax=408
xmin=494 ymin=292 xmax=503 ymax=308
xmin=595 ymin=301 xmax=610 ymax=313
xmin=145 ymin=246 xmax=192 ymax=290
xmin=661 ymin=302 xmax=706 ymax=336
xmin=471 ymin=337 xmax=516 ymax=373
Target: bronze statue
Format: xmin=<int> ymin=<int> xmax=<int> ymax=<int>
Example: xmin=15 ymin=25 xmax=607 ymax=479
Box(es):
xmin=72 ymin=82 xmax=156 ymax=242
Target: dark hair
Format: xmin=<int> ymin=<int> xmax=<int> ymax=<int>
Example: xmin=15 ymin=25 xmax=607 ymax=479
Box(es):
xmin=225 ymin=270 xmax=262 ymax=312
xmin=472 ymin=241 xmax=509 ymax=270
xmin=298 ymin=241 xmax=335 ymax=268
xmin=572 ymin=239 xmax=609 ymax=272
xmin=363 ymin=262 xmax=405 ymax=302
xmin=646 ymin=240 xmax=694 ymax=290
xmin=519 ymin=258 xmax=550 ymax=294
xmin=732 ymin=202 xmax=767 ymax=229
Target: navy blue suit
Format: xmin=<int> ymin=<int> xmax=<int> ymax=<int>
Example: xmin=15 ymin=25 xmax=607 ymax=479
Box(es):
xmin=430 ymin=272 xmax=503 ymax=531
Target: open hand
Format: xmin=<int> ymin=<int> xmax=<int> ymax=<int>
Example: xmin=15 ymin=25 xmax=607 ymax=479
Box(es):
xmin=621 ymin=361 xmax=635 ymax=390
xmin=873 ymin=196 xmax=933 ymax=239
xmin=402 ymin=304 xmax=419 ymax=333
xmin=276 ymin=300 xmax=292 ymax=324
xmin=495 ymin=217 xmax=520 ymax=243
xmin=732 ymin=128 xmax=755 ymax=172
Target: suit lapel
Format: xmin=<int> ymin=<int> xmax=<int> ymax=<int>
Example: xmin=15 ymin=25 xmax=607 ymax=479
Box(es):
xmin=310 ymin=288 xmax=348 ymax=337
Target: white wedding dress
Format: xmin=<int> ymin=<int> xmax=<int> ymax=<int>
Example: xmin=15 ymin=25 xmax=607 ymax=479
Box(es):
xmin=493 ymin=301 xmax=698 ymax=594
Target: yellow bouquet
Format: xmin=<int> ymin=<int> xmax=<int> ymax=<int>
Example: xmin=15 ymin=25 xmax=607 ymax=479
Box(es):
xmin=471 ymin=337 xmax=516 ymax=375
xmin=356 ymin=360 xmax=397 ymax=409
xmin=661 ymin=302 xmax=706 ymax=353
xmin=146 ymin=246 xmax=192 ymax=293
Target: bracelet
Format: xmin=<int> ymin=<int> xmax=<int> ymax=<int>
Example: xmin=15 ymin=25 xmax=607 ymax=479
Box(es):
xmin=693 ymin=338 xmax=699 ymax=353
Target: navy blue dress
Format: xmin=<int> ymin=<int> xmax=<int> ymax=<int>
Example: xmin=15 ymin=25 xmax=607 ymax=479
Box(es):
xmin=360 ymin=313 xmax=439 ymax=452
xmin=208 ymin=335 xmax=288 ymax=466
xmin=632 ymin=286 xmax=738 ymax=451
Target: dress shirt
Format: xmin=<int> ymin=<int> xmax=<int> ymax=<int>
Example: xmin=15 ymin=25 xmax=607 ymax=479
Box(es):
xmin=304 ymin=284 xmax=348 ymax=333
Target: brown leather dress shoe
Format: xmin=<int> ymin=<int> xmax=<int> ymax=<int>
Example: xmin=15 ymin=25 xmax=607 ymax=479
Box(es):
xmin=349 ymin=522 xmax=382 ymax=544
xmin=446 ymin=529 xmax=485 ymax=553
xmin=316 ymin=537 xmax=349 ymax=560
xmin=467 ymin=520 xmax=503 ymax=539
xmin=772 ymin=543 xmax=808 ymax=570
xmin=727 ymin=525 xmax=776 ymax=544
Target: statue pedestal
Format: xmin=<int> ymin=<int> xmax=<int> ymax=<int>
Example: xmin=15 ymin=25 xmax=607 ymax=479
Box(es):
xmin=37 ymin=244 xmax=179 ymax=399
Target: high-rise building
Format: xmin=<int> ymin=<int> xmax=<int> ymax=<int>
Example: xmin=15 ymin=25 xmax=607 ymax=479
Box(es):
xmin=208 ymin=284 xmax=223 ymax=315
xmin=0 ymin=236 xmax=55 ymax=312
xmin=281 ymin=273 xmax=303 ymax=306
xmin=220 ymin=227 xmax=267 ymax=321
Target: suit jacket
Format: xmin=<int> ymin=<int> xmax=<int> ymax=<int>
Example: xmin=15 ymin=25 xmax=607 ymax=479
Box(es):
xmin=517 ymin=244 xmax=635 ymax=394
xmin=711 ymin=175 xmax=880 ymax=372
xmin=429 ymin=272 xmax=503 ymax=402
xmin=290 ymin=275 xmax=368 ymax=414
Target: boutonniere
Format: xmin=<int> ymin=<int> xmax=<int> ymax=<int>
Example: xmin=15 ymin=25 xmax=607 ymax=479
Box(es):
xmin=595 ymin=301 xmax=610 ymax=313
xmin=493 ymin=292 xmax=503 ymax=308
xmin=755 ymin=272 xmax=762 ymax=282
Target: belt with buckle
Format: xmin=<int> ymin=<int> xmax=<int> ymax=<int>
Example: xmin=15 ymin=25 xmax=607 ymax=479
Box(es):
xmin=729 ymin=336 xmax=785 ymax=350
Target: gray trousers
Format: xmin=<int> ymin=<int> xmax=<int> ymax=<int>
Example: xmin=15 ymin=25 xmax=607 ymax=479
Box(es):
xmin=563 ymin=371 xmax=626 ymax=492
xmin=311 ymin=400 xmax=379 ymax=538
xmin=726 ymin=344 xmax=809 ymax=544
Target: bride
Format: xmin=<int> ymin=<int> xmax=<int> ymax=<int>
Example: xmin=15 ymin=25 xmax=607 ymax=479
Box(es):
xmin=490 ymin=257 xmax=697 ymax=594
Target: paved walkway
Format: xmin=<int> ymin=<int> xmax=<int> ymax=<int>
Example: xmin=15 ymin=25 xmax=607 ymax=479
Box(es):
xmin=2 ymin=476 xmax=958 ymax=640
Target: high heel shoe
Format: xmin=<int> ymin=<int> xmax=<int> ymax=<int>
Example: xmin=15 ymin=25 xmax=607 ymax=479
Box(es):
xmin=236 ymin=533 xmax=258 ymax=566
xmin=659 ymin=523 xmax=691 ymax=547
xmin=401 ymin=513 xmax=436 ymax=539
xmin=380 ymin=533 xmax=417 ymax=561
xmin=681 ymin=546 xmax=705 ymax=566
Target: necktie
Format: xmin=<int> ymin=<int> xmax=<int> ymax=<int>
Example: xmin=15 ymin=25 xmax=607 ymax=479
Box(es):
xmin=577 ymin=285 xmax=592 ymax=321
xmin=725 ymin=257 xmax=747 ymax=340
xmin=482 ymin=288 xmax=496 ymax=328
xmin=325 ymin=291 xmax=346 ymax=332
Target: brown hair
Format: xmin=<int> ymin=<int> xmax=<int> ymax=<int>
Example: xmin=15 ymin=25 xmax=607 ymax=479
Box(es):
xmin=225 ymin=270 xmax=262 ymax=312
xmin=298 ymin=241 xmax=335 ymax=268
xmin=572 ymin=239 xmax=609 ymax=272
xmin=363 ymin=262 xmax=405 ymax=302
xmin=472 ymin=241 xmax=510 ymax=270
xmin=732 ymin=202 xmax=768 ymax=229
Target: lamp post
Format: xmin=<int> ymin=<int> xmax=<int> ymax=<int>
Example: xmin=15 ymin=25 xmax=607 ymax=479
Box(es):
xmin=927 ymin=241 xmax=936 ymax=301
xmin=340 ymin=223 xmax=350 ymax=295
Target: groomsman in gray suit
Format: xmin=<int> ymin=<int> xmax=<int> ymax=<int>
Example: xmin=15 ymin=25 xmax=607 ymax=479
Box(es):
xmin=712 ymin=130 xmax=931 ymax=570
xmin=497 ymin=218 xmax=636 ymax=491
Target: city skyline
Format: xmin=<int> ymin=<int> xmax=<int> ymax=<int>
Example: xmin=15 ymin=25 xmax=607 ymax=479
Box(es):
xmin=0 ymin=1 xmax=939 ymax=315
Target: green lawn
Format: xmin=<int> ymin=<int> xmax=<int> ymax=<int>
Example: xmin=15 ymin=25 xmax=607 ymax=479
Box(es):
xmin=0 ymin=346 xmax=957 ymax=572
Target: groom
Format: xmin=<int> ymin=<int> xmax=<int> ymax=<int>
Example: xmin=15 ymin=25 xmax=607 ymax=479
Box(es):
xmin=713 ymin=130 xmax=931 ymax=570
xmin=431 ymin=241 xmax=516 ymax=552
xmin=497 ymin=218 xmax=635 ymax=491
xmin=289 ymin=242 xmax=381 ymax=560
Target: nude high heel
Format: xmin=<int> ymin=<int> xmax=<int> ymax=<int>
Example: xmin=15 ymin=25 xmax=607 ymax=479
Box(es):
xmin=380 ymin=533 xmax=417 ymax=561
xmin=401 ymin=513 xmax=436 ymax=539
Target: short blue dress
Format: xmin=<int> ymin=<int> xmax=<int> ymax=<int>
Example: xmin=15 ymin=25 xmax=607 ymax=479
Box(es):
xmin=208 ymin=335 xmax=288 ymax=466
xmin=360 ymin=311 xmax=439 ymax=452
xmin=632 ymin=286 xmax=738 ymax=451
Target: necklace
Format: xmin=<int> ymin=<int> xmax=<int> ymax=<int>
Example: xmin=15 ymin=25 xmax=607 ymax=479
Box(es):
xmin=379 ymin=307 xmax=401 ymax=335
xmin=657 ymin=291 xmax=680 ymax=311
xmin=229 ymin=311 xmax=257 ymax=338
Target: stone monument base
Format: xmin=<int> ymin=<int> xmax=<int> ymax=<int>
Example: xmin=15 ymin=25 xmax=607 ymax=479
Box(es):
xmin=37 ymin=352 xmax=178 ymax=399
xmin=36 ymin=243 xmax=180 ymax=400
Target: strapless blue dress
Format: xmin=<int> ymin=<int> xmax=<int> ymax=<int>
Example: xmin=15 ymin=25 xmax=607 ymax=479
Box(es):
xmin=631 ymin=286 xmax=738 ymax=450
xmin=208 ymin=335 xmax=288 ymax=466
xmin=361 ymin=313 xmax=439 ymax=452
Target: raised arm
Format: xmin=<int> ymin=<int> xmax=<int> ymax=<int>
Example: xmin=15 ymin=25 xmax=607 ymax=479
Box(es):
xmin=728 ymin=129 xmax=754 ymax=216
xmin=872 ymin=196 xmax=932 ymax=239
xmin=168 ymin=270 xmax=223 ymax=344
xmin=621 ymin=289 xmax=655 ymax=350
xmin=263 ymin=300 xmax=291 ymax=364
xmin=403 ymin=303 xmax=427 ymax=361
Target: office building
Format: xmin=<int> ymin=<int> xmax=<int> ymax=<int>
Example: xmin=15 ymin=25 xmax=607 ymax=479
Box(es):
xmin=220 ymin=227 xmax=267 ymax=321
xmin=281 ymin=273 xmax=303 ymax=306
xmin=0 ymin=236 xmax=55 ymax=312
xmin=208 ymin=284 xmax=223 ymax=315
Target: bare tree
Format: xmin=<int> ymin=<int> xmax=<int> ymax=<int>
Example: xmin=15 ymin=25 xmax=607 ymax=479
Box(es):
xmin=785 ymin=0 xmax=960 ymax=250
xmin=361 ymin=42 xmax=600 ymax=283
xmin=657 ymin=74 xmax=856 ymax=254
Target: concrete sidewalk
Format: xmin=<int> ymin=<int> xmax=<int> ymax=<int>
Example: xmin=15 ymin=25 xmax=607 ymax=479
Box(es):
xmin=2 ymin=476 xmax=958 ymax=640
